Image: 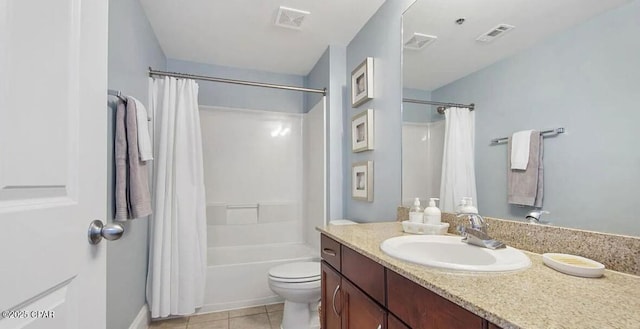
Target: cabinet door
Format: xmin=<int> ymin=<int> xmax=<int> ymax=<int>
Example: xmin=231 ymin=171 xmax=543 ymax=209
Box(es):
xmin=387 ymin=270 xmax=484 ymax=329
xmin=388 ymin=314 xmax=410 ymax=329
xmin=342 ymin=278 xmax=386 ymax=329
xmin=322 ymin=261 xmax=343 ymax=329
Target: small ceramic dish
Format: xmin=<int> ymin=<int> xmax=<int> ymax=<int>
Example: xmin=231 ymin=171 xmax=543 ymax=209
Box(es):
xmin=542 ymin=253 xmax=605 ymax=278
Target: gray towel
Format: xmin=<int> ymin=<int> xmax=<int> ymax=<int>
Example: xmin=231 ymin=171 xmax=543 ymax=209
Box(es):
xmin=115 ymin=98 xmax=152 ymax=220
xmin=507 ymin=131 xmax=544 ymax=207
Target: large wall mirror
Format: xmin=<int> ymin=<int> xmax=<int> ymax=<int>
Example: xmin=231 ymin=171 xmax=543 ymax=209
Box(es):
xmin=401 ymin=0 xmax=640 ymax=236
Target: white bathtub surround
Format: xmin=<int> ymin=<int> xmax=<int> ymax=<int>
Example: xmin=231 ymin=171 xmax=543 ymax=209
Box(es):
xmin=198 ymin=102 xmax=326 ymax=315
xmin=201 ymin=243 xmax=317 ymax=313
xmin=147 ymin=77 xmax=208 ymax=318
xmin=402 ymin=121 xmax=445 ymax=206
xmin=303 ymin=99 xmax=327 ymax=250
xmin=439 ymin=107 xmax=477 ymax=212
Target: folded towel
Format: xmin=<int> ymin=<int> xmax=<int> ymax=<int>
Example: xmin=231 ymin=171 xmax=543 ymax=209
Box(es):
xmin=508 ymin=131 xmax=544 ymax=207
xmin=511 ymin=130 xmax=533 ymax=170
xmin=114 ymin=98 xmax=153 ymax=220
xmin=114 ymin=99 xmax=129 ymax=220
xmin=131 ymin=96 xmax=153 ymax=161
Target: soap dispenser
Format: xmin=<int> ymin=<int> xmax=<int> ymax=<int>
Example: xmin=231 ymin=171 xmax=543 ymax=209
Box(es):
xmin=409 ymin=198 xmax=424 ymax=223
xmin=424 ymin=198 xmax=441 ymax=225
xmin=461 ymin=197 xmax=478 ymax=214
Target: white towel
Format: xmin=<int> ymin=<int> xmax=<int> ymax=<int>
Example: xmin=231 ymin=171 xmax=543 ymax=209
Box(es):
xmin=510 ymin=130 xmax=533 ymax=170
xmin=131 ymin=96 xmax=153 ymax=161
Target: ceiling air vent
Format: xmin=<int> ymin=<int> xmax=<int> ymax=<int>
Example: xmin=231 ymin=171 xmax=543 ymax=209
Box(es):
xmin=476 ymin=24 xmax=515 ymax=42
xmin=275 ymin=6 xmax=310 ymax=30
xmin=404 ymin=33 xmax=437 ymax=50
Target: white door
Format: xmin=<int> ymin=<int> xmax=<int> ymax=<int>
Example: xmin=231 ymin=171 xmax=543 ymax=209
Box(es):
xmin=0 ymin=0 xmax=108 ymax=329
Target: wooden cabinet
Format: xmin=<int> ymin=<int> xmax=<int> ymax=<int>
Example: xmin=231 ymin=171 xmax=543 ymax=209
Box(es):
xmin=387 ymin=270 xmax=483 ymax=329
xmin=321 ymin=262 xmax=342 ymax=329
xmin=322 ymin=260 xmax=385 ymax=329
xmin=321 ymin=234 xmax=488 ymax=329
xmin=388 ymin=314 xmax=410 ymax=329
xmin=341 ymin=278 xmax=386 ymax=329
xmin=321 ymin=234 xmax=342 ymax=271
xmin=321 ymin=235 xmax=386 ymax=329
xmin=341 ymin=245 xmax=385 ymax=305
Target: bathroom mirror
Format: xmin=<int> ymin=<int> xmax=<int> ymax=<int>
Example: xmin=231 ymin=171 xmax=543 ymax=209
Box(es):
xmin=401 ymin=0 xmax=640 ymax=236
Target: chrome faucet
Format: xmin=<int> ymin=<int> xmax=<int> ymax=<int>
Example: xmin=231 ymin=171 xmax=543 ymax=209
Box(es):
xmin=526 ymin=210 xmax=549 ymax=224
xmin=456 ymin=213 xmax=505 ymax=249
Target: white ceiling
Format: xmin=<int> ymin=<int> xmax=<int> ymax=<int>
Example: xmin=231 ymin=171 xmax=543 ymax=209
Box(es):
xmin=403 ymin=0 xmax=632 ymax=91
xmin=139 ymin=0 xmax=386 ymax=76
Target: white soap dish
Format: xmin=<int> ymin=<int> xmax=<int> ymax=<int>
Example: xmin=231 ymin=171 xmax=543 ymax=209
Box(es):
xmin=542 ymin=253 xmax=605 ymax=278
xmin=401 ymin=221 xmax=449 ymax=235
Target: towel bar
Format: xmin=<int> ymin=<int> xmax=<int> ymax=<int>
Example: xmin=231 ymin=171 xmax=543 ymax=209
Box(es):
xmin=491 ymin=128 xmax=565 ymax=145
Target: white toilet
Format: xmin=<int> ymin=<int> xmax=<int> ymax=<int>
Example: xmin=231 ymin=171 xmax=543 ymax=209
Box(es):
xmin=267 ymin=220 xmax=357 ymax=329
xmin=268 ymin=261 xmax=321 ymax=329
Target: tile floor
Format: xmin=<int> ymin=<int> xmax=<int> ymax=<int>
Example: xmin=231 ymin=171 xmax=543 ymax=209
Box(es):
xmin=149 ymin=304 xmax=284 ymax=329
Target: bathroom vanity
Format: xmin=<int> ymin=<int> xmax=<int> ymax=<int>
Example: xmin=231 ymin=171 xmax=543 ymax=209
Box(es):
xmin=321 ymin=234 xmax=490 ymax=329
xmin=318 ymin=222 xmax=640 ymax=329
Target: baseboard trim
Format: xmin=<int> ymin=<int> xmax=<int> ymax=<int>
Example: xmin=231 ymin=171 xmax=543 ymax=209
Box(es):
xmin=197 ymin=296 xmax=284 ymax=314
xmin=128 ymin=304 xmax=149 ymax=329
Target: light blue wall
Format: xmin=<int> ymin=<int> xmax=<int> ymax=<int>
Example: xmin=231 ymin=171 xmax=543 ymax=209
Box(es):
xmin=328 ymin=46 xmax=347 ymax=220
xmin=107 ymin=0 xmax=166 ymax=328
xmin=432 ymin=0 xmax=640 ymax=235
xmin=344 ymin=0 xmax=416 ymax=221
xmin=305 ymin=45 xmax=348 ymax=220
xmin=167 ymin=59 xmax=305 ymax=113
xmin=305 ymin=48 xmax=329 ymax=112
xmin=403 ymin=88 xmax=439 ymax=123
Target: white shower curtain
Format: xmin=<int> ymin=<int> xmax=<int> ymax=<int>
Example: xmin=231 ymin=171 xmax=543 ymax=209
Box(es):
xmin=146 ymin=77 xmax=207 ymax=318
xmin=439 ymin=107 xmax=478 ymax=212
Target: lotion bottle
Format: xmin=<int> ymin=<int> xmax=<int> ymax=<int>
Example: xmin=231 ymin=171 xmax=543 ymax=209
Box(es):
xmin=409 ymin=198 xmax=424 ymax=223
xmin=461 ymin=197 xmax=478 ymax=214
xmin=424 ymin=198 xmax=441 ymax=225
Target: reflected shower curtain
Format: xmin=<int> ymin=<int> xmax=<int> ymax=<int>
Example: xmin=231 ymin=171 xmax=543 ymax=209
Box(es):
xmin=147 ymin=77 xmax=207 ymax=318
xmin=439 ymin=107 xmax=478 ymax=212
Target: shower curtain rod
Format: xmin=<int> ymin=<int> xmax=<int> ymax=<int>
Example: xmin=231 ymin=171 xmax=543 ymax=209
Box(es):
xmin=403 ymin=98 xmax=475 ymax=114
xmin=149 ymin=67 xmax=326 ymax=96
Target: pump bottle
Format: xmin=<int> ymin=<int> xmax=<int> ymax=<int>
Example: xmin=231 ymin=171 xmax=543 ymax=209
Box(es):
xmin=409 ymin=198 xmax=424 ymax=223
xmin=424 ymin=198 xmax=441 ymax=225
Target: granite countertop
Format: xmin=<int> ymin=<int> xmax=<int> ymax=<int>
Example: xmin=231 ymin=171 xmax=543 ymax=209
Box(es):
xmin=317 ymin=222 xmax=640 ymax=329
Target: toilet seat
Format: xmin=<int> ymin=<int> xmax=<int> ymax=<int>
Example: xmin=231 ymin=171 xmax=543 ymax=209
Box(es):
xmin=268 ymin=261 xmax=320 ymax=283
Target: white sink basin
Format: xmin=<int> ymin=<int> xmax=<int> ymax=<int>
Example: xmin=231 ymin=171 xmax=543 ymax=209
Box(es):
xmin=380 ymin=235 xmax=531 ymax=272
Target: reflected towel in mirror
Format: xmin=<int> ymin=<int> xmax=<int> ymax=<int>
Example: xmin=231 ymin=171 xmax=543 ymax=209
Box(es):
xmin=507 ymin=131 xmax=543 ymax=207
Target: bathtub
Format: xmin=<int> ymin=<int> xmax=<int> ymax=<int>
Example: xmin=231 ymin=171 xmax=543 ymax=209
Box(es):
xmin=199 ymin=242 xmax=319 ymax=313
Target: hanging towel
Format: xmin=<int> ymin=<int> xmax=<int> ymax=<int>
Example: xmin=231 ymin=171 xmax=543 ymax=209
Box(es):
xmin=508 ymin=131 xmax=544 ymax=207
xmin=114 ymin=99 xmax=129 ymax=220
xmin=131 ymin=96 xmax=154 ymax=161
xmin=510 ymin=130 xmax=533 ymax=170
xmin=114 ymin=98 xmax=153 ymax=220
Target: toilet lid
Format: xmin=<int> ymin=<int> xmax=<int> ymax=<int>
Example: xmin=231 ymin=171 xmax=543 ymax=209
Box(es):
xmin=268 ymin=262 xmax=320 ymax=282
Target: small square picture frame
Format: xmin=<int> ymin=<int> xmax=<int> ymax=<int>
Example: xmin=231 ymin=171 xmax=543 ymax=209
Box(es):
xmin=352 ymin=161 xmax=373 ymax=202
xmin=351 ymin=57 xmax=374 ymax=107
xmin=352 ymin=109 xmax=374 ymax=152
